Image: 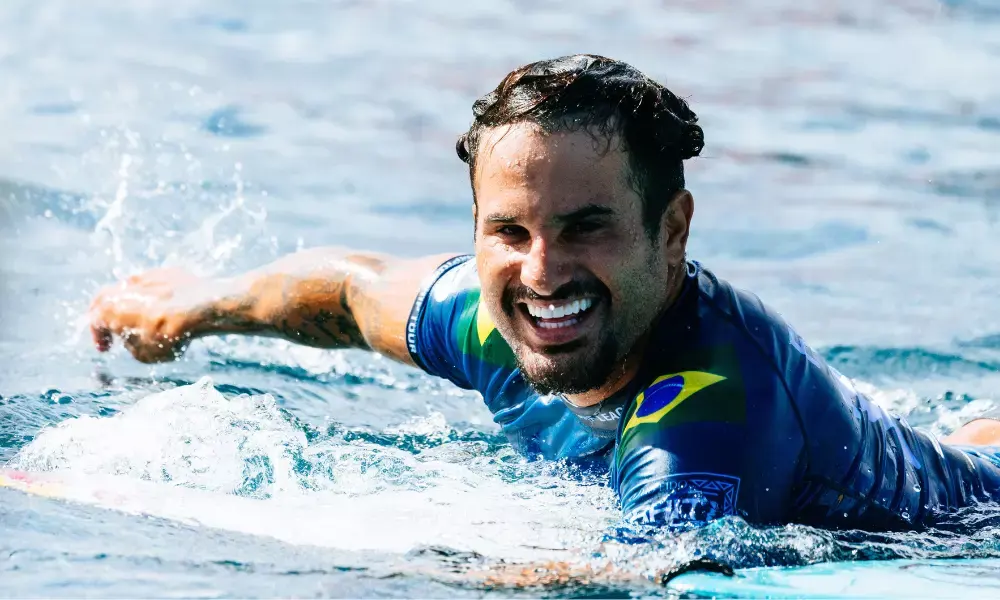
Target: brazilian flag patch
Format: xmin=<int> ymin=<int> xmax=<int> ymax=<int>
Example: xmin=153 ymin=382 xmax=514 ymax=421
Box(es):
xmin=623 ymin=371 xmax=728 ymax=433
xmin=618 ymin=345 xmax=747 ymax=456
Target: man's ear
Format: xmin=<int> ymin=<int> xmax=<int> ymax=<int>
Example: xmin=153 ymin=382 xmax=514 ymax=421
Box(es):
xmin=662 ymin=190 xmax=694 ymax=264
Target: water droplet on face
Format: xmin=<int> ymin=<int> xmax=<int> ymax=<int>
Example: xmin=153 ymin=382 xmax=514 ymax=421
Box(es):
xmin=913 ymin=483 xmax=922 ymax=492
xmin=843 ymin=512 xmax=849 ymax=518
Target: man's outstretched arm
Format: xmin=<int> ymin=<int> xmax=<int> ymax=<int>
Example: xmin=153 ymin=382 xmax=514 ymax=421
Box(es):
xmin=88 ymin=248 xmax=461 ymax=364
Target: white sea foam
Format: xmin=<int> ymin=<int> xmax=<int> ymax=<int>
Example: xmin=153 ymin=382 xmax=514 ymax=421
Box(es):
xmin=9 ymin=377 xmax=616 ymax=561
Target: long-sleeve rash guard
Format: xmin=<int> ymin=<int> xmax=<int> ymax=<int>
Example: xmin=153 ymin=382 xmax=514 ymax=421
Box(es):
xmin=405 ymin=255 xmax=1000 ymax=531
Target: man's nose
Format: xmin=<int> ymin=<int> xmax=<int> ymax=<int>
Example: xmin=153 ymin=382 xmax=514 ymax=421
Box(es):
xmin=520 ymin=235 xmax=571 ymax=296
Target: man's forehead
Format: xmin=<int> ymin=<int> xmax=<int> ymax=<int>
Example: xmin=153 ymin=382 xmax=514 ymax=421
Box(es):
xmin=477 ymin=123 xmax=621 ymax=170
xmin=474 ymin=124 xmax=631 ymax=199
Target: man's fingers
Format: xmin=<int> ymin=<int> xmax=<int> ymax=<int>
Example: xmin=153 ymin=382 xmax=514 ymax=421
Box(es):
xmin=121 ymin=332 xmax=181 ymax=364
xmin=88 ymin=298 xmax=112 ymax=352
xmin=91 ymin=324 xmax=113 ymax=352
xmin=89 ymin=297 xmax=130 ymax=353
xmin=122 ymin=331 xmax=151 ymax=362
xmin=86 ymin=271 xmax=193 ymax=362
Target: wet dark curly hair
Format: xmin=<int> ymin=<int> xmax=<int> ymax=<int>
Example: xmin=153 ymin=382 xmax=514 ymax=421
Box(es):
xmin=456 ymin=54 xmax=704 ymax=238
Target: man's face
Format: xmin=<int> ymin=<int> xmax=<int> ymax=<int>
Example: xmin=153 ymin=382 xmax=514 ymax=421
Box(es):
xmin=472 ymin=123 xmax=681 ymax=395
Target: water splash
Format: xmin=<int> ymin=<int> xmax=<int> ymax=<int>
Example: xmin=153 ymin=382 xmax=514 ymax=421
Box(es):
xmin=6 ymin=377 xmax=617 ymax=562
xmin=77 ymin=126 xmax=277 ymax=283
xmin=92 ymin=154 xmax=134 ymax=270
xmin=9 ymin=377 xmax=304 ymax=497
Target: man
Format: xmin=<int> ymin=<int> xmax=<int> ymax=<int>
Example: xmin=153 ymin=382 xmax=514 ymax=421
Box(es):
xmin=89 ymin=54 xmax=1000 ymax=532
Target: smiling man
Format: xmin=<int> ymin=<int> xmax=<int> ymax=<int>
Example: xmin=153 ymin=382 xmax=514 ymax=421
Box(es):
xmin=89 ymin=54 xmax=1000 ymax=532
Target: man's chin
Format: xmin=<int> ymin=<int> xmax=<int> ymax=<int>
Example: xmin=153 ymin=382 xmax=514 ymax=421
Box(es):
xmin=517 ymin=351 xmax=613 ymax=396
xmin=535 ymin=339 xmax=587 ymax=356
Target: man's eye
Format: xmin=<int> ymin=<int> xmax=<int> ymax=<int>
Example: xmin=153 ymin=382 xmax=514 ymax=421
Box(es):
xmin=567 ymin=221 xmax=603 ymax=235
xmin=496 ymin=225 xmax=528 ymax=238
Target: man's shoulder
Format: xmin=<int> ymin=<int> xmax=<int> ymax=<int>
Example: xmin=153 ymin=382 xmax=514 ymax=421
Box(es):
xmin=618 ymin=264 xmax=794 ymax=446
xmin=693 ymin=263 xmax=787 ymax=332
xmin=420 ymin=254 xmax=480 ymax=304
xmin=406 ymin=254 xmax=478 ymax=353
xmin=690 ymin=262 xmax=806 ymax=368
xmin=689 ymin=262 xmax=856 ymax=418
xmin=673 ymin=261 xmax=845 ymax=415
xmin=407 ymin=253 xmax=521 ymax=386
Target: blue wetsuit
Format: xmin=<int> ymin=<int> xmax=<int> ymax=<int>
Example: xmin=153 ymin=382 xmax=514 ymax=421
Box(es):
xmin=406 ymin=255 xmax=1000 ymax=531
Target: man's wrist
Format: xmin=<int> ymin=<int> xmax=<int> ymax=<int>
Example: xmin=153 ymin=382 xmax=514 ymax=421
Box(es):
xmin=186 ymin=278 xmax=264 ymax=338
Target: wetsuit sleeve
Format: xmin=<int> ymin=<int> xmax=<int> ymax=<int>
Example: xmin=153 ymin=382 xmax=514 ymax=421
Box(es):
xmin=731 ymin=306 xmax=935 ymax=530
xmin=405 ymin=254 xmax=480 ymax=390
xmin=405 ymin=253 xmax=524 ymax=399
xmin=783 ymin=327 xmax=1000 ymax=529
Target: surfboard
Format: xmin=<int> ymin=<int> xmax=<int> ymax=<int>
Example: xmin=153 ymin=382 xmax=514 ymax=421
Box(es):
xmin=666 ymin=557 xmax=1000 ymax=599
xmin=0 ymin=467 xmax=594 ymax=561
xmin=0 ymin=468 xmax=205 ymax=520
xmin=6 ymin=467 xmax=1000 ymax=598
xmin=1 ymin=468 xmax=77 ymax=501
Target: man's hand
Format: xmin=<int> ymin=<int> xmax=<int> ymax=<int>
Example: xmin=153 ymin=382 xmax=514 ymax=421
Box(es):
xmin=89 ymin=268 xmax=213 ymax=363
xmin=86 ymin=248 xmax=461 ymax=367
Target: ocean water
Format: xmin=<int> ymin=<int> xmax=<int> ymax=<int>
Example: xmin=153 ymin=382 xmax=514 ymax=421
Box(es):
xmin=2 ymin=0 xmax=1000 ymax=597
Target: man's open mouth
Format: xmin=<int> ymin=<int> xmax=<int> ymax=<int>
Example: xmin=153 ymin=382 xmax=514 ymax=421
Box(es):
xmin=516 ymin=296 xmax=601 ymax=344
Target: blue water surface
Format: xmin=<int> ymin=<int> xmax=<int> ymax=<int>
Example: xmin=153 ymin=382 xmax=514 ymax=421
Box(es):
xmin=2 ymin=0 xmax=1000 ymax=597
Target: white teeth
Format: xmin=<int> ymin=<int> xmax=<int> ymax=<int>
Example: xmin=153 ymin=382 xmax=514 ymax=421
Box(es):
xmin=525 ymin=298 xmax=595 ymax=320
xmin=538 ymin=317 xmax=579 ymax=329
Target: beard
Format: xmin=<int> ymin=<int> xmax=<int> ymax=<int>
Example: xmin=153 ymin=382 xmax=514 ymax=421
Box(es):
xmin=491 ymin=258 xmax=679 ymax=397
xmin=514 ymin=332 xmax=622 ymax=395
xmin=497 ymin=277 xmax=627 ymax=396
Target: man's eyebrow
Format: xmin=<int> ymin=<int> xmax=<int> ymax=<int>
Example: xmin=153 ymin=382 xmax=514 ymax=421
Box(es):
xmin=484 ymin=213 xmax=519 ymax=224
xmin=483 ymin=205 xmax=614 ymax=225
xmin=554 ymin=204 xmax=614 ymax=223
